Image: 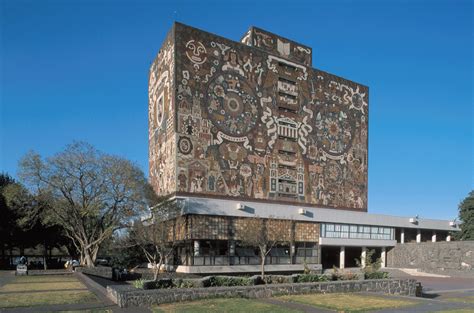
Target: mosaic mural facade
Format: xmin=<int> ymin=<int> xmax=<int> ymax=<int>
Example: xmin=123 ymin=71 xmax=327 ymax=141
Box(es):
xmin=149 ymin=23 xmax=368 ymax=211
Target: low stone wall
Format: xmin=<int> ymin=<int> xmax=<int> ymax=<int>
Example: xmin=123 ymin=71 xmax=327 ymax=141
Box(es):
xmin=107 ymin=279 xmax=417 ymax=308
xmin=76 ymin=266 xmax=112 ymax=279
xmin=387 ymin=241 xmax=474 ymax=272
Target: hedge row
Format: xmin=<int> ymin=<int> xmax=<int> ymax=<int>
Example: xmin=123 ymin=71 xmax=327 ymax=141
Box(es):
xmin=133 ymin=272 xmax=386 ymax=290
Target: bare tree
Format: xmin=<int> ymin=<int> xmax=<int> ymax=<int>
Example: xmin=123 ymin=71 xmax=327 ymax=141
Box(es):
xmin=128 ymin=197 xmax=183 ymax=280
xmin=238 ymin=216 xmax=292 ymax=277
xmin=18 ymin=142 xmax=150 ymax=267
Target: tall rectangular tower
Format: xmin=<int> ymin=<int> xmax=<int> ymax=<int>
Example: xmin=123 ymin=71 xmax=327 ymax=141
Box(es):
xmin=149 ymin=23 xmax=368 ymax=211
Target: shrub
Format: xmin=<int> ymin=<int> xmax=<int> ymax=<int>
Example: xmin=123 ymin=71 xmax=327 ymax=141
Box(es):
xmin=133 ymin=279 xmax=146 ymax=289
xmin=295 ymin=273 xmax=329 ymax=283
xmin=262 ymin=275 xmax=292 ymax=285
xmin=331 ymin=266 xmax=360 ymax=281
xmin=141 ymin=278 xmax=173 ymax=290
xmin=173 ymin=278 xmax=199 ymax=288
xmin=208 ymin=276 xmax=253 ymax=287
xmin=365 ymin=271 xmax=390 ymax=280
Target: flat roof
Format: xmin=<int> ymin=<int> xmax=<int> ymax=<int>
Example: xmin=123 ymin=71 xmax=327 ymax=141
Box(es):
xmin=180 ymin=196 xmax=459 ymax=232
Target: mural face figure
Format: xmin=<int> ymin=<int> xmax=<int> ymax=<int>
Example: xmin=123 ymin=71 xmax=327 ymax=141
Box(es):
xmin=185 ymin=40 xmax=207 ymax=64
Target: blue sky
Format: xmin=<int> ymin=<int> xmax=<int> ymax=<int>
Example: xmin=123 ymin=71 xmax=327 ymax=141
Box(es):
xmin=1 ymin=0 xmax=472 ymax=220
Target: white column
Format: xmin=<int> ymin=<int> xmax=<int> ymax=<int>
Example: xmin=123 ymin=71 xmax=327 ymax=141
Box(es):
xmin=446 ymin=235 xmax=451 ymax=242
xmin=339 ymin=246 xmax=345 ymax=269
xmin=432 ymin=232 xmax=437 ymax=243
xmin=416 ymin=229 xmax=421 ymax=243
xmin=381 ymin=247 xmax=386 ymax=268
xmin=193 ymin=240 xmax=200 ymax=256
xmin=361 ymin=247 xmax=367 ymax=268
xmin=400 ymin=228 xmax=405 ymax=244
xmin=229 ymin=240 xmax=235 ymax=256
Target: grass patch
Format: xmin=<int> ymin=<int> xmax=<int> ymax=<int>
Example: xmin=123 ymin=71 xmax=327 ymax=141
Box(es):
xmin=0 ymin=290 xmax=98 ymax=308
xmin=443 ymin=295 xmax=474 ymax=304
xmin=278 ymin=293 xmax=418 ymax=312
xmin=1 ymin=281 xmax=86 ymax=292
xmin=49 ymin=309 xmax=112 ymax=313
xmin=0 ymin=275 xmax=98 ymax=308
xmin=153 ymin=298 xmax=301 ymax=313
xmin=10 ymin=275 xmax=77 ymax=283
xmin=435 ymin=309 xmax=473 ymax=313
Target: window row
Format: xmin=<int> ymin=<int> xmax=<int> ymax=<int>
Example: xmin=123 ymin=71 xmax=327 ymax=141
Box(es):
xmin=321 ymin=223 xmax=394 ymax=240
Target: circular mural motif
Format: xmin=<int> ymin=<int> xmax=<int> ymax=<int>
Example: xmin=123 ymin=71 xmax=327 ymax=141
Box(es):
xmin=178 ymin=136 xmax=193 ymax=155
xmin=206 ymin=74 xmax=259 ymax=136
xmin=315 ymin=105 xmax=354 ymax=156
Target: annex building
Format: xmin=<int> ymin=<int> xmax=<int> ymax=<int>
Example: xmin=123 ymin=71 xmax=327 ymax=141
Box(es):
xmin=148 ymin=22 xmax=458 ymax=273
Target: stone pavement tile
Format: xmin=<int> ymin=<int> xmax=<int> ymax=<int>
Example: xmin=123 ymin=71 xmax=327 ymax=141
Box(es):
xmin=258 ymin=298 xmax=335 ymax=313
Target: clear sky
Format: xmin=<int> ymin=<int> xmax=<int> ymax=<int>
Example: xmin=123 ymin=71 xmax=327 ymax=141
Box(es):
xmin=1 ymin=0 xmax=472 ymax=220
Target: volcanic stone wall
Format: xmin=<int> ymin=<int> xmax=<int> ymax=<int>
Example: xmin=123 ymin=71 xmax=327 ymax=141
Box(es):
xmin=150 ymin=22 xmax=368 ymax=211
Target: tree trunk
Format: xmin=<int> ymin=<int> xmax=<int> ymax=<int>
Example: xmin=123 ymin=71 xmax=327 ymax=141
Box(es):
xmin=260 ymin=251 xmax=265 ymax=278
xmin=43 ymin=241 xmax=48 ymax=270
xmin=154 ymin=260 xmax=163 ymax=281
xmin=83 ymin=249 xmax=95 ymax=268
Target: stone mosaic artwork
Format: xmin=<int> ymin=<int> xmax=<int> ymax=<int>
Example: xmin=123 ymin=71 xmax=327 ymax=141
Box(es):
xmin=149 ymin=23 xmax=368 ymax=211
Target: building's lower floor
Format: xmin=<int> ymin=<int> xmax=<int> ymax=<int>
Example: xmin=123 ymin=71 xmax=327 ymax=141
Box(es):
xmin=157 ymin=196 xmax=459 ymax=274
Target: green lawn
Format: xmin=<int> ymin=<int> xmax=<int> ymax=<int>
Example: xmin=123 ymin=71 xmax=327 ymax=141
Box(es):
xmin=0 ymin=274 xmax=99 ymax=308
xmin=153 ymin=298 xmax=301 ymax=313
xmin=443 ymin=295 xmax=474 ymax=304
xmin=152 ymin=293 xmax=421 ymax=313
xmin=277 ymin=293 xmax=419 ymax=313
xmin=434 ymin=309 xmax=474 ymax=313
xmin=49 ymin=309 xmax=112 ymax=313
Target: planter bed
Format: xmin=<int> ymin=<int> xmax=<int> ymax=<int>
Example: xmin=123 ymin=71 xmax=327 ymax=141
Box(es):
xmin=107 ymin=278 xmax=418 ymax=308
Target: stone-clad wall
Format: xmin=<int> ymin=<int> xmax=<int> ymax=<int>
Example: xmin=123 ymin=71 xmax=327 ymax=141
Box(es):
xmin=150 ymin=22 xmax=369 ymax=211
xmin=387 ymin=242 xmax=474 ymax=271
xmin=108 ymin=279 xmax=417 ymax=308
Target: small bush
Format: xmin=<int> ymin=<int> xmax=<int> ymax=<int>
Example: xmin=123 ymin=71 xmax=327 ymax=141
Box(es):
xmin=331 ymin=266 xmax=360 ymax=281
xmin=262 ymin=275 xmax=292 ymax=285
xmin=208 ymin=276 xmax=253 ymax=287
xmin=133 ymin=279 xmax=146 ymax=289
xmin=365 ymin=271 xmax=390 ymax=280
xmin=141 ymin=278 xmax=173 ymax=290
xmin=295 ymin=273 xmax=329 ymax=283
xmin=173 ymin=278 xmax=198 ymax=288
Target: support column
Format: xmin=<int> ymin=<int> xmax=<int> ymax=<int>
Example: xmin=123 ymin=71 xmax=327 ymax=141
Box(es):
xmin=290 ymin=242 xmax=295 ymax=264
xmin=446 ymin=235 xmax=451 ymax=242
xmin=361 ymin=247 xmax=367 ymax=268
xmin=229 ymin=240 xmax=235 ymax=265
xmin=381 ymin=247 xmax=386 ymax=268
xmin=193 ymin=240 xmax=200 ymax=256
xmin=400 ymin=228 xmax=405 ymax=244
xmin=432 ymin=232 xmax=437 ymax=243
xmin=339 ymin=246 xmax=345 ymax=269
xmin=416 ymin=229 xmax=421 ymax=243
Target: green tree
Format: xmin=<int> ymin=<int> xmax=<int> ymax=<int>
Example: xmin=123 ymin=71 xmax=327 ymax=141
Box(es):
xmin=0 ymin=173 xmax=20 ymax=268
xmin=455 ymin=190 xmax=474 ymax=240
xmin=3 ymin=178 xmax=70 ymax=269
xmin=127 ymin=196 xmax=182 ymax=280
xmin=18 ymin=141 xmax=151 ymax=267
